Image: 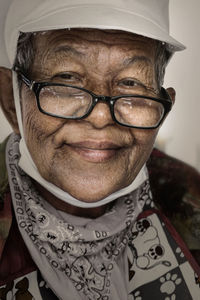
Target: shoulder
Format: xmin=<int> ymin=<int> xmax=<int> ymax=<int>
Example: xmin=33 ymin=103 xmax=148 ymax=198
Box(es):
xmin=0 ymin=136 xmax=36 ymax=286
xmin=0 ymin=136 xmax=10 ymax=208
xmin=147 ymin=148 xmax=200 ymax=215
xmin=147 ymin=148 xmax=200 ymax=264
xmin=0 ymin=136 xmax=11 ymax=260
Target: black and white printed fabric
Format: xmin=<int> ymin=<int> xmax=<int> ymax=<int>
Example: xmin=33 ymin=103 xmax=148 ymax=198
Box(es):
xmin=6 ymin=133 xmax=200 ymax=299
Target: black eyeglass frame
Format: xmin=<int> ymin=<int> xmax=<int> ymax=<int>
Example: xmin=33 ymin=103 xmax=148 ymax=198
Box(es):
xmin=17 ymin=72 xmax=173 ymax=129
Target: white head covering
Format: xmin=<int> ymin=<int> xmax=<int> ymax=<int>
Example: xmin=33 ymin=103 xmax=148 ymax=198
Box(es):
xmin=1 ymin=0 xmax=185 ymax=207
xmin=2 ymin=0 xmax=185 ymax=68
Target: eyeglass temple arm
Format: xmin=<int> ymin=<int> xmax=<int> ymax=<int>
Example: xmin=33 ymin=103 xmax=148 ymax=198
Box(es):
xmin=13 ymin=69 xmax=35 ymax=90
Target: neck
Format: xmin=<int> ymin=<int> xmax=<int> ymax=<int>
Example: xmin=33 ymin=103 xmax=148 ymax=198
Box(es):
xmin=33 ymin=180 xmax=108 ymax=218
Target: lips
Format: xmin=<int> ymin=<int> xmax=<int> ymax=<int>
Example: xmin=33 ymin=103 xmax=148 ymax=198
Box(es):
xmin=66 ymin=140 xmax=123 ymax=163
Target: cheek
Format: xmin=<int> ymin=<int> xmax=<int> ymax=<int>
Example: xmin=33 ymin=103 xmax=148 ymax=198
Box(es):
xmin=21 ymin=93 xmax=38 ymax=139
xmin=133 ymin=129 xmax=158 ymax=146
xmin=22 ymin=91 xmax=59 ymax=137
xmin=21 ymin=93 xmax=62 ymax=162
xmin=128 ymin=128 xmax=158 ymax=165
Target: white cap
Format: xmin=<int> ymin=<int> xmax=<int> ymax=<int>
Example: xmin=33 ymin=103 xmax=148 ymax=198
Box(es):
xmin=1 ymin=0 xmax=185 ymax=68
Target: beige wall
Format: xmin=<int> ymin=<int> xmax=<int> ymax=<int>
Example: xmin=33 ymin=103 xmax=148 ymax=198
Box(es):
xmin=157 ymin=0 xmax=200 ymax=170
xmin=0 ymin=0 xmax=200 ymax=170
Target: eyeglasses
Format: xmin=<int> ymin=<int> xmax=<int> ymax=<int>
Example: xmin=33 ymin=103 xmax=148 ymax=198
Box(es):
xmin=17 ymin=72 xmax=173 ymax=129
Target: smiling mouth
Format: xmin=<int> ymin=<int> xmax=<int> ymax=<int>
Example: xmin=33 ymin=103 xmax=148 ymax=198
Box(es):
xmin=66 ymin=141 xmax=123 ymax=163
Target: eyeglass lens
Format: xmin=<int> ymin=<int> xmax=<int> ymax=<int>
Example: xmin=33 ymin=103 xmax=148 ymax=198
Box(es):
xmin=114 ymin=97 xmax=164 ymax=127
xmin=39 ymin=85 xmax=92 ymax=118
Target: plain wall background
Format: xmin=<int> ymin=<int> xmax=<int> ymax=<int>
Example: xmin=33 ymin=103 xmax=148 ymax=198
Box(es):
xmin=0 ymin=0 xmax=200 ymax=170
xmin=158 ymin=0 xmax=200 ymax=170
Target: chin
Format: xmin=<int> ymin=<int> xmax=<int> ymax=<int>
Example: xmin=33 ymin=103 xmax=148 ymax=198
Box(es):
xmin=64 ymin=186 xmax=112 ymax=203
xmin=60 ymin=174 xmax=132 ymax=203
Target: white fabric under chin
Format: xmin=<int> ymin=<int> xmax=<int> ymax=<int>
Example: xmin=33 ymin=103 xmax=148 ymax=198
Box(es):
xmin=12 ymin=71 xmax=148 ymax=208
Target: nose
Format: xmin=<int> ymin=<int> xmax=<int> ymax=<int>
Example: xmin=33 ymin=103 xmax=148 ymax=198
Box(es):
xmin=85 ymin=100 xmax=115 ymax=129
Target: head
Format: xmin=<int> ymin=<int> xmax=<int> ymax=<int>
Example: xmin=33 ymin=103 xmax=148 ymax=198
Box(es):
xmin=0 ymin=0 xmax=184 ymax=214
xmin=0 ymin=28 xmax=174 ymax=198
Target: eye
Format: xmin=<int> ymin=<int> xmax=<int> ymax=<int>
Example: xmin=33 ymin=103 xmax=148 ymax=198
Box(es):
xmin=52 ymin=72 xmax=80 ymax=82
xmin=120 ymin=79 xmax=139 ymax=87
xmin=53 ymin=73 xmax=74 ymax=79
xmin=118 ymin=78 xmax=147 ymax=89
xmin=117 ymin=78 xmax=148 ymax=94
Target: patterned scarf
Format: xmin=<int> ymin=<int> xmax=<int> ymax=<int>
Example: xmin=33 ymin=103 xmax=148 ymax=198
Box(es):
xmin=6 ymin=133 xmax=147 ymax=300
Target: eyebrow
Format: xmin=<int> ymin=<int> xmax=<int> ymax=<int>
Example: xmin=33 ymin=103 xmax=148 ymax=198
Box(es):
xmin=54 ymin=45 xmax=85 ymax=57
xmin=123 ymin=56 xmax=152 ymax=67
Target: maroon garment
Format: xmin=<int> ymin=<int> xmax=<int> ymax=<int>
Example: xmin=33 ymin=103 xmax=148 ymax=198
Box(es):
xmin=0 ymin=192 xmax=36 ymax=286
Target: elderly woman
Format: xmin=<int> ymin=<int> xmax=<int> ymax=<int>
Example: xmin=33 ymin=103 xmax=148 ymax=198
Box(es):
xmin=0 ymin=0 xmax=199 ymax=299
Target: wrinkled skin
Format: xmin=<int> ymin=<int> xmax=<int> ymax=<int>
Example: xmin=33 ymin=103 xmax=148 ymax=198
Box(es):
xmin=0 ymin=29 xmax=175 ymax=217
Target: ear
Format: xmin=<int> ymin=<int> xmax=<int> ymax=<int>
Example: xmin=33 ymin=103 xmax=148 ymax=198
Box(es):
xmin=0 ymin=67 xmax=20 ymax=134
xmin=166 ymin=87 xmax=176 ymax=104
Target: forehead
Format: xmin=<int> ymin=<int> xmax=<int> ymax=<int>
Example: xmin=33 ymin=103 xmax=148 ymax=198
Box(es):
xmin=33 ymin=29 xmax=157 ymax=63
